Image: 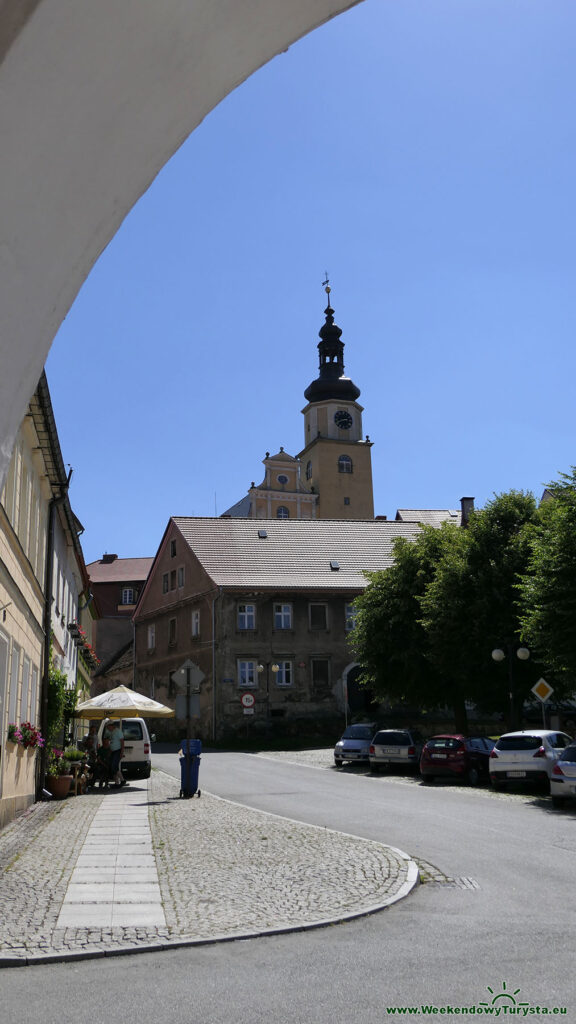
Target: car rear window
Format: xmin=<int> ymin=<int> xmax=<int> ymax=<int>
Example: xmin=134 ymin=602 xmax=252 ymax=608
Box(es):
xmin=427 ymin=738 xmax=462 ymax=751
xmin=496 ymin=736 xmax=542 ymax=751
xmin=373 ymin=732 xmax=410 ymax=745
xmin=122 ymin=721 xmax=144 ymax=740
xmin=559 ymin=745 xmax=576 ymax=763
xmin=342 ymin=725 xmax=374 ymax=740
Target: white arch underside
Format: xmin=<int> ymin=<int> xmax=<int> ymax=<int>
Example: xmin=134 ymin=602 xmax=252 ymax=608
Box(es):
xmin=0 ymin=0 xmax=362 ymax=486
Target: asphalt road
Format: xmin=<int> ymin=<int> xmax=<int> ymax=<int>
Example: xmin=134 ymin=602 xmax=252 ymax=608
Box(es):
xmin=2 ymin=750 xmax=574 ymax=1023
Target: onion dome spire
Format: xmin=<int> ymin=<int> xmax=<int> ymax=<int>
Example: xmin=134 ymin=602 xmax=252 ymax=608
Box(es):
xmin=303 ymin=276 xmax=361 ymax=403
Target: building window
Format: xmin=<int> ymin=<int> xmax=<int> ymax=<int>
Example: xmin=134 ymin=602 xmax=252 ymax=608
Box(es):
xmin=344 ymin=497 xmax=350 ymax=506
xmin=147 ymin=624 xmax=156 ymax=650
xmin=275 ymin=661 xmax=292 ymax=687
xmin=177 ymin=566 xmax=185 ymax=588
xmin=338 ymin=455 xmax=353 ymax=474
xmin=237 ymin=604 xmax=256 ymax=630
xmin=168 ymin=618 xmax=177 ymax=645
xmin=274 ymin=603 xmax=292 ymax=629
xmin=121 ymin=588 xmax=134 ymax=605
xmin=162 ymin=573 xmax=169 ymax=594
xmin=20 ymin=656 xmax=30 ymax=721
xmin=170 ymin=569 xmax=177 ymax=591
xmin=345 ymin=603 xmax=358 ymax=632
xmin=238 ymin=660 xmax=257 ymax=688
xmin=8 ymin=642 xmax=20 ymax=723
xmin=306 ymin=460 xmax=312 ymax=480
xmin=277 ymin=474 xmax=289 ymax=485
xmin=191 ymin=610 xmax=200 ymax=637
xmin=311 ymin=658 xmax=330 ymax=689
xmin=277 ymin=506 xmax=289 ymax=519
xmin=170 ymin=540 xmax=177 ymax=557
xmin=309 ymin=603 xmax=328 ymax=630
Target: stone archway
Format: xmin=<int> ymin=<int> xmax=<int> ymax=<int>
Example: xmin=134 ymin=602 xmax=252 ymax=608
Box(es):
xmin=0 ymin=0 xmax=361 ymax=489
xmin=343 ymin=662 xmax=376 ymax=717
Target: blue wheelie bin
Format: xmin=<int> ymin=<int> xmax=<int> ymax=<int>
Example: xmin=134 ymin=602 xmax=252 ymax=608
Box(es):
xmin=179 ymin=739 xmax=202 ymax=798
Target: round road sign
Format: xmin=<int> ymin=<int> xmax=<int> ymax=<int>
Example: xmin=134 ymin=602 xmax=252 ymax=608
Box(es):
xmin=241 ymin=692 xmax=255 ymax=709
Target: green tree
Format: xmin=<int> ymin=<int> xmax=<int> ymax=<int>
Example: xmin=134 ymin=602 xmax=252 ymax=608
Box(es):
xmin=421 ymin=491 xmax=539 ymax=729
xmin=353 ymin=491 xmax=539 ymax=732
xmin=352 ymin=523 xmax=462 ymax=722
xmin=520 ymin=469 xmax=576 ymax=688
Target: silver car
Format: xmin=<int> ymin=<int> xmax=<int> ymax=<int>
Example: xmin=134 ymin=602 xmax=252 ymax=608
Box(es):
xmin=550 ymin=742 xmax=576 ymax=808
xmin=369 ymin=728 xmax=424 ymax=773
xmin=334 ymin=723 xmax=377 ymax=766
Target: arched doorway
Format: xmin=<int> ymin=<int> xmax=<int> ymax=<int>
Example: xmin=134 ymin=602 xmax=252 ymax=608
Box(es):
xmin=345 ymin=663 xmax=376 ymax=717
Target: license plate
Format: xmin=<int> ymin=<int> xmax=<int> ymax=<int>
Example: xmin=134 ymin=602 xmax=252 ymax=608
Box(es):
xmin=431 ymin=754 xmax=447 ymax=760
xmin=506 ymin=770 xmax=526 ymax=778
xmin=382 ymin=748 xmax=398 ymax=755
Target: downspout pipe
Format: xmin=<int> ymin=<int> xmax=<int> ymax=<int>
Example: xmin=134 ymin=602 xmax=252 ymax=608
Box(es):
xmin=38 ymin=474 xmax=71 ymax=796
xmin=211 ymin=587 xmax=222 ymax=743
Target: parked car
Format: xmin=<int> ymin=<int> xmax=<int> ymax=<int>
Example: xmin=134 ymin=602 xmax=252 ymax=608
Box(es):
xmin=97 ymin=717 xmax=155 ymax=779
xmin=550 ymin=742 xmax=576 ymax=808
xmin=369 ymin=729 xmax=423 ymax=773
xmin=420 ymin=734 xmax=495 ymax=786
xmin=334 ymin=723 xmax=377 ymax=766
xmin=489 ymin=729 xmax=572 ymax=789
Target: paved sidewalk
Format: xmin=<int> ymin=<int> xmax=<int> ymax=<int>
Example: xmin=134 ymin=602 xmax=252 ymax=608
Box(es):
xmin=0 ymin=767 xmax=419 ymax=966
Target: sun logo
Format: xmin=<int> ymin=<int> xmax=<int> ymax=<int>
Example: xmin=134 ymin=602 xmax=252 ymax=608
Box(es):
xmin=479 ymin=981 xmax=529 ymax=1008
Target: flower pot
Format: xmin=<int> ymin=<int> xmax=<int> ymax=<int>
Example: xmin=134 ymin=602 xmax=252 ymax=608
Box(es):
xmin=46 ymin=774 xmax=73 ymax=799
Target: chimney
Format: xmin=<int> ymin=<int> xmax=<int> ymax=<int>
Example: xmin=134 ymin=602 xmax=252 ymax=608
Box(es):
xmin=101 ymin=553 xmax=118 ymax=564
xmin=460 ymin=497 xmax=475 ymax=528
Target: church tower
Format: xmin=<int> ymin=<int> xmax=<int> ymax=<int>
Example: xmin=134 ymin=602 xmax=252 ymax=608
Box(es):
xmin=297 ymin=285 xmax=374 ymax=519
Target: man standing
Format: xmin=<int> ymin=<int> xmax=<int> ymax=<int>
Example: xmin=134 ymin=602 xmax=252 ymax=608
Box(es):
xmin=104 ymin=719 xmax=126 ymax=786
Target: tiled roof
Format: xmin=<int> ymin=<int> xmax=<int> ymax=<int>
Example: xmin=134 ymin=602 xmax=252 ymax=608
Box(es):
xmin=87 ymin=557 xmax=154 ymax=583
xmin=221 ymin=495 xmax=252 ymax=518
xmin=172 ymin=517 xmax=423 ymax=591
xmin=395 ymin=509 xmax=461 ymax=527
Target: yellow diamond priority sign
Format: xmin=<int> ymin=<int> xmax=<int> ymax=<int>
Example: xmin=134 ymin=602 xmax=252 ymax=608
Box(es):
xmin=532 ymin=678 xmax=553 ymax=702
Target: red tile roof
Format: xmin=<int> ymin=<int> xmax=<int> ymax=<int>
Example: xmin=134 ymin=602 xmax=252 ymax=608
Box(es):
xmin=87 ymin=557 xmax=154 ymax=584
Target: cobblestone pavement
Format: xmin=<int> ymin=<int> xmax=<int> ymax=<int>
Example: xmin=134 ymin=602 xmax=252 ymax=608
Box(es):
xmin=254 ymin=746 xmax=549 ymax=805
xmin=0 ymin=766 xmax=418 ymax=966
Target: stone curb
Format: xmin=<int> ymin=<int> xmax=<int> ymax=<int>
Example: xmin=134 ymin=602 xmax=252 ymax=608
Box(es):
xmin=0 ymin=767 xmax=420 ymax=967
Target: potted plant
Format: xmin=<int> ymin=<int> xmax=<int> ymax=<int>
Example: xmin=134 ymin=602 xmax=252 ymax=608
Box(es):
xmin=45 ymin=747 xmax=73 ymax=799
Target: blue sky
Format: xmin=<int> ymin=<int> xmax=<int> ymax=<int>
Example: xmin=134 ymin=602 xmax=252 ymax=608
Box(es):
xmin=46 ymin=0 xmax=576 ymax=565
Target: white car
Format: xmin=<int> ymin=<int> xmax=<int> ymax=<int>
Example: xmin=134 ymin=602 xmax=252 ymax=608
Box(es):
xmin=97 ymin=717 xmax=155 ymax=779
xmin=489 ymin=729 xmax=572 ymax=789
xmin=550 ymin=742 xmax=576 ymax=808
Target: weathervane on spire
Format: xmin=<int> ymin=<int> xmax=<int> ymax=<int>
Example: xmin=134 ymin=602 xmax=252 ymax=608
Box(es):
xmin=322 ymin=272 xmax=331 ymax=305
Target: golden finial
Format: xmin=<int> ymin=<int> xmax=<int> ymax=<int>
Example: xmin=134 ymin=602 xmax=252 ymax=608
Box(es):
xmin=322 ymin=272 xmax=331 ymax=302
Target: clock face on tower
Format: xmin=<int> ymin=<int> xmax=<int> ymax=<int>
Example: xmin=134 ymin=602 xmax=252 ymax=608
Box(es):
xmin=334 ymin=410 xmax=353 ymax=430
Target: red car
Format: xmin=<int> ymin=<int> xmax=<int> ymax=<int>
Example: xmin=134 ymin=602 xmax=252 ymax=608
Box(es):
xmin=420 ymin=734 xmax=495 ymax=786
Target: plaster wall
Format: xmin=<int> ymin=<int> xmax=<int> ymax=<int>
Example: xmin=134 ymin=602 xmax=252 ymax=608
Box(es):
xmin=0 ymin=0 xmax=362 ymax=491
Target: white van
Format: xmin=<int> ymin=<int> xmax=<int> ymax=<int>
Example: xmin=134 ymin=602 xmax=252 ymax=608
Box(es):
xmin=97 ymin=718 xmax=155 ymax=779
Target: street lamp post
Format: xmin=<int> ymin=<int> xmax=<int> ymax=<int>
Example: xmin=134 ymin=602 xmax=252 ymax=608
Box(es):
xmin=491 ymin=643 xmax=530 ymax=730
xmin=258 ymin=661 xmax=279 ymax=730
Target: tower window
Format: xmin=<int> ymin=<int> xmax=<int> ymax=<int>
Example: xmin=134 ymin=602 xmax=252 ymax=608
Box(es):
xmin=277 ymin=506 xmax=290 ymax=519
xmin=306 ymin=461 xmax=312 ymax=480
xmin=344 ymin=497 xmax=350 ymax=505
xmin=338 ymin=455 xmax=353 ymax=474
